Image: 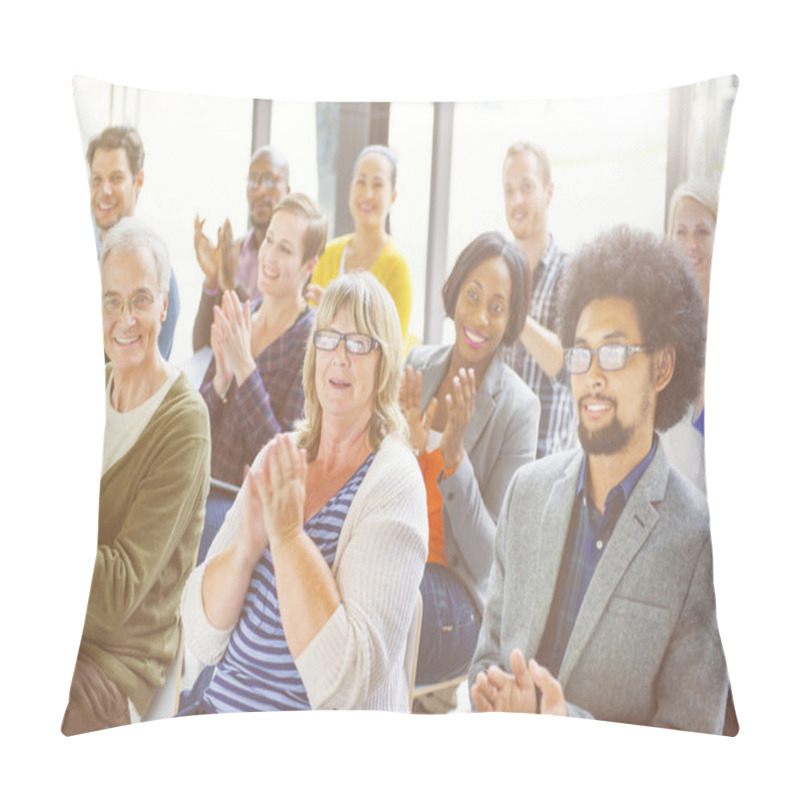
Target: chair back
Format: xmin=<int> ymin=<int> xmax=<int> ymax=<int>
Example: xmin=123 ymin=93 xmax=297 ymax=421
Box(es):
xmin=405 ymin=591 xmax=423 ymax=712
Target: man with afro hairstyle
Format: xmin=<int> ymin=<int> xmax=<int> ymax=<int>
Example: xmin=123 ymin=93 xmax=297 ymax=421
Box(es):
xmin=469 ymin=224 xmax=733 ymax=734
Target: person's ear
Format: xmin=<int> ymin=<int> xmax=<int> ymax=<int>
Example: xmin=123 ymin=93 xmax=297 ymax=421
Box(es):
xmin=134 ymin=170 xmax=144 ymax=201
xmin=545 ymin=181 xmax=554 ymax=207
xmin=653 ymin=345 xmax=676 ymax=393
xmin=159 ymin=290 xmax=168 ymax=324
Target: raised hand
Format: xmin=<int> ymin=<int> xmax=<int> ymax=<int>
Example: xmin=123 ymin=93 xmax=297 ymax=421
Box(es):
xmin=440 ymin=367 xmax=476 ymax=472
xmin=399 ymin=366 xmax=438 ymax=455
xmin=235 ymin=463 xmax=271 ymax=569
xmin=304 ymin=283 xmax=324 ymax=307
xmin=250 ymin=434 xmax=308 ymax=551
xmin=219 ymin=290 xmax=256 ymax=386
xmin=219 ymin=218 xmax=237 ymax=292
xmin=210 ymin=305 xmax=234 ymax=399
xmin=193 ymin=215 xmax=222 ymax=287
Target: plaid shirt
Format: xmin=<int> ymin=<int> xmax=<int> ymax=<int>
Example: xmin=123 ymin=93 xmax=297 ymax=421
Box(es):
xmin=201 ymin=304 xmax=314 ymax=485
xmin=503 ymin=235 xmax=576 ymax=459
xmin=237 ymin=228 xmax=262 ymax=302
xmin=536 ymin=440 xmax=658 ymax=678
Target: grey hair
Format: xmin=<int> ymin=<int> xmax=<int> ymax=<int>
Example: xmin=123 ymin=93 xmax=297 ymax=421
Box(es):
xmin=99 ymin=217 xmax=171 ymax=293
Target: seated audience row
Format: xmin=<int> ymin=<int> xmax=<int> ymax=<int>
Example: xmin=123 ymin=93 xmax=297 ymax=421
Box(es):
xmin=68 ymin=123 xmax=730 ymax=734
xmin=192 ymin=144 xmax=412 ymax=351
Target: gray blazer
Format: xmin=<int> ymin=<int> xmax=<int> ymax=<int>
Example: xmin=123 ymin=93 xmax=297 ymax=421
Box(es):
xmin=469 ymin=439 xmax=730 ymax=733
xmin=405 ymin=344 xmax=540 ymax=615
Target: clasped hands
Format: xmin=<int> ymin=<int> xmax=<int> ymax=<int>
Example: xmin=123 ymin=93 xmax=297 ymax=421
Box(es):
xmin=471 ymin=649 xmax=568 ymax=715
xmin=211 ymin=290 xmax=257 ymax=399
xmin=399 ymin=365 xmax=476 ymax=472
xmin=236 ymin=434 xmax=308 ymax=567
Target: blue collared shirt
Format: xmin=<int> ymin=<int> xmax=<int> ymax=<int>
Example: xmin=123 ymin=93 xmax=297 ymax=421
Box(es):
xmin=536 ymin=439 xmax=658 ymax=677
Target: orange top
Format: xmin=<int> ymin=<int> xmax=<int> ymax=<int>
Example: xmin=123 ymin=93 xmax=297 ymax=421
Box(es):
xmin=418 ymin=446 xmax=460 ymax=567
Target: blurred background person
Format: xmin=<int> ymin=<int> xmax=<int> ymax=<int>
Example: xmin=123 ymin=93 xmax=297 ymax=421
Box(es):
xmin=306 ymin=145 xmax=412 ymax=346
xmin=501 ymin=141 xmax=575 ymax=459
xmin=401 ymin=232 xmax=539 ymax=711
xmin=87 ymin=125 xmax=180 ymax=360
xmin=63 ymin=219 xmax=209 ymax=735
xmin=180 ymin=273 xmax=427 ymax=714
xmin=661 ymin=179 xmax=719 ymax=493
xmin=192 ymin=146 xmax=291 ymax=351
xmin=668 ymin=179 xmax=717 ymax=318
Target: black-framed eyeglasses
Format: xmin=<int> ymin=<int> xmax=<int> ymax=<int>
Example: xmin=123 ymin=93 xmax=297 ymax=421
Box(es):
xmin=313 ymin=330 xmax=381 ymax=356
xmin=564 ymin=343 xmax=647 ymax=374
xmin=247 ymin=173 xmax=284 ymax=191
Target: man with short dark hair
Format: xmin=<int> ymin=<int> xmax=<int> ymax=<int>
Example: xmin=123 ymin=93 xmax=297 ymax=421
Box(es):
xmin=191 ymin=146 xmax=290 ymax=351
xmin=469 ymin=225 xmax=733 ymax=734
xmin=87 ymin=125 xmax=180 ymax=360
xmin=502 ymin=141 xmax=575 ymax=459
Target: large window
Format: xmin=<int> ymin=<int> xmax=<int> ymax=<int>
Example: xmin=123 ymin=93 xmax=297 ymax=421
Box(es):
xmin=388 ymin=102 xmax=433 ymax=345
xmin=74 ymin=78 xmax=734 ymax=364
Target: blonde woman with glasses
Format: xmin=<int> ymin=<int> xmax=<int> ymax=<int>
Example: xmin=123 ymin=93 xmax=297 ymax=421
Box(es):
xmin=180 ymin=273 xmax=427 ymax=714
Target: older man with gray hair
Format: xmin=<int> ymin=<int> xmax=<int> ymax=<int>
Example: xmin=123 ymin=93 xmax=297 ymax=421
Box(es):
xmin=86 ymin=125 xmax=181 ymax=360
xmin=62 ymin=219 xmax=210 ymax=735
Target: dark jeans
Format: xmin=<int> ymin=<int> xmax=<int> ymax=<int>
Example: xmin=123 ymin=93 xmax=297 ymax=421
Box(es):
xmin=415 ymin=562 xmax=479 ymax=685
xmin=175 ymin=664 xmax=217 ymax=716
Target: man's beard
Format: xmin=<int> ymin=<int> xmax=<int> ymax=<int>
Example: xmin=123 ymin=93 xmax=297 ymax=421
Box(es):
xmin=577 ymin=396 xmax=635 ymax=455
xmin=578 ymin=415 xmax=634 ymax=455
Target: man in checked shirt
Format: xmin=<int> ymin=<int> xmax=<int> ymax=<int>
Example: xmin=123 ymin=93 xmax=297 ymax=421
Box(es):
xmin=502 ymin=141 xmax=576 ymax=459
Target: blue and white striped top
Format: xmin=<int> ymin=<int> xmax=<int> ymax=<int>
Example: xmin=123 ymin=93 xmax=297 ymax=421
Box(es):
xmin=202 ymin=452 xmax=376 ymax=713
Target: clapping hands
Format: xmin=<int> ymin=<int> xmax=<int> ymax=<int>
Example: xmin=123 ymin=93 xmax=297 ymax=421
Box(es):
xmin=440 ymin=366 xmax=476 ymax=472
xmin=399 ymin=365 xmax=476 ymax=471
xmin=194 ymin=216 xmax=238 ymax=292
xmin=399 ymin=367 xmax=438 ymax=455
xmin=210 ymin=291 xmax=257 ymax=397
xmin=238 ymin=434 xmax=308 ymax=565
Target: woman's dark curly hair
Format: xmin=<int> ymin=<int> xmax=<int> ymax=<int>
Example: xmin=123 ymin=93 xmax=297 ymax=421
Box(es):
xmin=557 ymin=224 xmax=706 ymax=432
xmin=441 ymin=232 xmax=533 ymax=347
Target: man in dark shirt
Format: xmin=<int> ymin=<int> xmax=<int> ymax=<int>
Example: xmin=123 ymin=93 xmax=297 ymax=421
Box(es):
xmin=191 ymin=146 xmax=290 ymax=351
xmin=470 ymin=225 xmax=733 ymax=734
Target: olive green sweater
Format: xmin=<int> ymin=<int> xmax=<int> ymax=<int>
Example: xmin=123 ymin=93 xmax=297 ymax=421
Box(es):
xmin=78 ymin=367 xmax=210 ymax=716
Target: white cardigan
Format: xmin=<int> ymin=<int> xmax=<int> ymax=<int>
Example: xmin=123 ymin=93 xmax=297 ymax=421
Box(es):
xmin=180 ymin=434 xmax=428 ymax=712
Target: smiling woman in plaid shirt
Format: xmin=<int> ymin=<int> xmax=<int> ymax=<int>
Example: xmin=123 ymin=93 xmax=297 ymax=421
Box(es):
xmin=197 ymin=194 xmax=327 ymax=561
